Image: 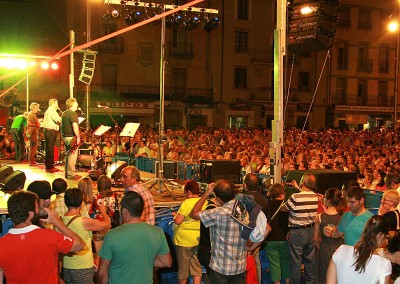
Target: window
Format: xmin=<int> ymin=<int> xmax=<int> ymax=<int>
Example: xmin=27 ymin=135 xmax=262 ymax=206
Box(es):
xmin=337 ymin=42 xmax=349 ymax=70
xmin=235 ymin=31 xmax=248 ymax=52
xmin=172 ymin=68 xmax=186 ymax=95
xmin=358 ymin=8 xmax=371 ymax=29
xmin=357 ymin=80 xmax=368 ymax=105
xmin=336 ymin=78 xmax=347 ymax=105
xmin=237 ymin=0 xmax=248 ymax=20
xmin=378 ymin=46 xmax=389 ymax=73
xmin=234 ymin=68 xmax=247 ymax=89
xmin=378 ymin=81 xmax=388 ymax=106
xmin=357 ymin=45 xmax=371 ymax=72
xmin=298 ymin=72 xmax=310 ymax=92
xmin=229 ymin=116 xmax=248 ymax=128
xmin=104 ymin=24 xmax=117 ymax=44
xmin=337 ymin=6 xmax=351 ymax=28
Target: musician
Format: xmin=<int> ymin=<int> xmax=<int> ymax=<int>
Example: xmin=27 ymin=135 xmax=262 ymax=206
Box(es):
xmin=26 ymin=102 xmax=41 ymax=166
xmin=43 ymin=99 xmax=61 ymax=173
xmin=61 ymin=98 xmax=80 ymax=179
xmin=10 ymin=112 xmax=28 ymax=162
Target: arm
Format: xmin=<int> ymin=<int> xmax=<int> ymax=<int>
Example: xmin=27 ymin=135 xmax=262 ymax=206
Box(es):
xmin=82 ymin=204 xmax=111 ymax=231
xmin=154 ymin=253 xmax=172 ymax=268
xmin=72 ymin=122 xmax=80 ymax=144
xmin=42 ymin=208 xmax=84 ymax=253
xmin=383 ymin=275 xmax=391 ymax=284
xmin=189 ymin=183 xmax=215 ymax=220
xmin=326 ymin=259 xmax=337 ymax=284
xmin=314 ymin=213 xmax=321 ymax=249
xmin=173 ymin=212 xmax=184 ymax=225
xmin=97 ymin=258 xmax=110 ymax=284
xmin=248 ymin=224 xmax=272 ymax=252
xmin=324 ymin=226 xmax=344 ymax=239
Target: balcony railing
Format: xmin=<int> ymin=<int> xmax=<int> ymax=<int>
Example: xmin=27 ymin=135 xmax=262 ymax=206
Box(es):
xmin=76 ymin=84 xmax=213 ymax=103
xmin=168 ymin=42 xmax=193 ymax=59
xmin=97 ymin=37 xmax=124 ymax=53
xmin=331 ymin=94 xmax=394 ymax=107
xmin=357 ymin=59 xmax=373 ymax=73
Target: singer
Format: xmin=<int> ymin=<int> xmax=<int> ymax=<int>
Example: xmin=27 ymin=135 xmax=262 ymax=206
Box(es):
xmin=43 ymin=98 xmax=61 ymax=173
xmin=61 ymin=98 xmax=81 ymax=179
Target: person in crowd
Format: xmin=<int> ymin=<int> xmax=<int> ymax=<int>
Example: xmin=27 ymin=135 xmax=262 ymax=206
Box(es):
xmin=0 ymin=191 xmax=84 ymax=283
xmin=265 ymin=183 xmax=290 ymax=284
xmin=121 ymin=166 xmax=155 ymax=225
xmin=43 ymin=98 xmax=61 ymax=173
xmin=172 ymin=180 xmax=205 ymax=284
xmin=97 ymin=192 xmax=172 ymax=283
xmin=314 ymin=187 xmax=343 ymax=284
xmin=376 ymin=171 xmax=387 ymax=191
xmin=78 ymin=177 xmax=94 ymax=217
xmin=338 ymin=180 xmax=359 ymax=215
xmin=243 ymin=173 xmax=269 ymax=283
xmin=385 ymin=231 xmax=400 ymax=284
xmin=61 ymin=97 xmax=81 ymax=179
xmin=190 ymin=180 xmax=268 ymax=284
xmin=26 ymin=102 xmax=41 ymax=166
xmin=136 ymin=140 xmax=151 ymax=157
xmin=378 ymin=189 xmax=400 ymax=232
xmin=324 ymin=185 xmax=373 ymax=246
xmin=62 ymin=188 xmax=111 ymax=284
xmin=362 ymin=173 xmax=375 ymax=190
xmin=326 ymin=215 xmax=391 ymax=284
xmin=102 ymin=140 xmax=115 ymax=164
xmin=50 ymin=177 xmax=68 ymax=217
xmin=280 ymin=173 xmax=319 ymax=284
xmin=27 ymin=180 xmax=56 ymax=214
xmin=10 ymin=112 xmax=28 ymax=162
xmin=386 ymin=172 xmax=400 ymax=191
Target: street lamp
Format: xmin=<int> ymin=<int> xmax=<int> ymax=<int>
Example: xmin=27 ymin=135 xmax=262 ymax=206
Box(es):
xmin=389 ymin=18 xmax=399 ymax=130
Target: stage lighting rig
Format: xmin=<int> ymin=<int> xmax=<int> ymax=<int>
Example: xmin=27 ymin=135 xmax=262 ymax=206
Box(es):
xmin=203 ymin=14 xmax=220 ymax=33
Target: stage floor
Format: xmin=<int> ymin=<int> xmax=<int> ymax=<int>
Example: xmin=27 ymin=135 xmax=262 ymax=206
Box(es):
xmin=0 ymin=159 xmax=186 ymax=213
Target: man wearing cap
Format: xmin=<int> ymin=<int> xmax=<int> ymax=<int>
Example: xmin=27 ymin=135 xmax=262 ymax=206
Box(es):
xmin=26 ymin=102 xmax=41 ymax=166
xmin=27 ymin=180 xmax=57 ymax=216
xmin=43 ymin=98 xmax=61 ymax=173
xmin=0 ymin=191 xmax=84 ymax=283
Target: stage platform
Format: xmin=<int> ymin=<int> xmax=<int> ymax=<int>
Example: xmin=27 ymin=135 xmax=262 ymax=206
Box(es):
xmin=0 ymin=159 xmax=186 ymax=213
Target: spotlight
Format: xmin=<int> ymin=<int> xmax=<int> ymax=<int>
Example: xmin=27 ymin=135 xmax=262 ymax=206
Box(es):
xmin=147 ymin=12 xmax=161 ymax=26
xmin=125 ymin=10 xmax=142 ymax=26
xmin=165 ymin=13 xmax=183 ymax=28
xmin=184 ymin=15 xmax=201 ymax=31
xmin=111 ymin=8 xmax=120 ymax=18
xmin=203 ymin=15 xmax=220 ymax=33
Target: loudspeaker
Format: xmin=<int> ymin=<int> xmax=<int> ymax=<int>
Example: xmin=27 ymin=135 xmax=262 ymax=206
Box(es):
xmin=79 ymin=52 xmax=96 ymax=85
xmin=199 ymin=160 xmax=241 ymax=184
xmin=287 ymin=0 xmax=340 ymax=54
xmin=155 ymin=161 xmax=177 ymax=179
xmin=285 ymin=170 xmax=358 ymax=195
xmin=3 ymin=170 xmax=26 ymax=191
xmin=109 ymin=161 xmax=128 ymax=179
xmin=0 ymin=166 xmax=13 ymax=183
xmin=78 ymin=155 xmax=103 ymax=169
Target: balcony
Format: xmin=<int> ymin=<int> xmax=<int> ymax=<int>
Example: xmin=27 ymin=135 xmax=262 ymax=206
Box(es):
xmin=97 ymin=37 xmax=124 ymax=53
xmin=168 ymin=42 xmax=193 ymax=59
xmin=76 ymin=84 xmax=213 ymax=103
xmin=331 ymin=94 xmax=394 ymax=107
xmin=357 ymin=59 xmax=373 ymax=73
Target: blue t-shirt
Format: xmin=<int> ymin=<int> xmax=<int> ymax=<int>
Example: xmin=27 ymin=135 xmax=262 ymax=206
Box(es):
xmin=338 ymin=210 xmax=373 ymax=246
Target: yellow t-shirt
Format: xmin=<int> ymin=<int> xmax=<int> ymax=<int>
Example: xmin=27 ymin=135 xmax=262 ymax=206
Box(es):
xmin=173 ymin=197 xmax=206 ymax=247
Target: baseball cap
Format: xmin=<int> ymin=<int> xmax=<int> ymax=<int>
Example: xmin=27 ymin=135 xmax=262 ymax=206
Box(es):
xmin=27 ymin=180 xmax=57 ymax=199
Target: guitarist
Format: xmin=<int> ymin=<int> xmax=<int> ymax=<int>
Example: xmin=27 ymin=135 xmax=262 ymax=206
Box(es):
xmin=61 ymin=98 xmax=81 ymax=179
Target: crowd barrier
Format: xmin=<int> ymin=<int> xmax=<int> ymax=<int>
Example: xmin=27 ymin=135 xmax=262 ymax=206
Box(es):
xmin=112 ymin=155 xmax=271 ymax=185
xmin=364 ymin=189 xmax=383 ymax=215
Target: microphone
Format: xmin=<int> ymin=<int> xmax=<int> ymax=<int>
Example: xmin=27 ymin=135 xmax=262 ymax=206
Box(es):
xmin=98 ymin=105 xmax=109 ymax=109
xmin=78 ymin=107 xmax=86 ymax=117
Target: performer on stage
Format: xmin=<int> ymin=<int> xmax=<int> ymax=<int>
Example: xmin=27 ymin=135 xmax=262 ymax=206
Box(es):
xmin=10 ymin=112 xmax=28 ymax=162
xmin=61 ymin=98 xmax=80 ymax=179
xmin=26 ymin=102 xmax=41 ymax=166
xmin=43 ymin=98 xmax=61 ymax=173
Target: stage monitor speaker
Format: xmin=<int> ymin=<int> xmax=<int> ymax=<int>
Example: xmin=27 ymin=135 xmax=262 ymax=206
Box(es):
xmin=3 ymin=170 xmax=26 ymax=191
xmin=0 ymin=166 xmax=13 ymax=183
xmin=109 ymin=161 xmax=128 ymax=179
xmin=199 ymin=160 xmax=241 ymax=184
xmin=155 ymin=161 xmax=177 ymax=179
xmin=285 ymin=170 xmax=358 ymax=195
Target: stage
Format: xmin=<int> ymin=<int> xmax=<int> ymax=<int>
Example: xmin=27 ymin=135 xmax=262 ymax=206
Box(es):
xmin=0 ymin=159 xmax=187 ymax=213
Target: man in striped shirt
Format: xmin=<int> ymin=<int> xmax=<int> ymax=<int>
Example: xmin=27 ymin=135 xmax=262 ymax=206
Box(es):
xmin=281 ymin=173 xmax=319 ymax=284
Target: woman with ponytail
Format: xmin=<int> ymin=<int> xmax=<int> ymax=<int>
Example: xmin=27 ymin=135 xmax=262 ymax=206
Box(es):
xmin=326 ymin=215 xmax=392 ymax=284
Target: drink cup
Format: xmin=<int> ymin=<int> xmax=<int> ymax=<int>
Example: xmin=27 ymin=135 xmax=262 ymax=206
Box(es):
xmin=325 ymin=224 xmax=336 ymax=237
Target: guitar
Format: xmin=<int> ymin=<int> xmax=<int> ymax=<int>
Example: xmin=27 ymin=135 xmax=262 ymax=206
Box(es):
xmin=63 ymin=137 xmax=80 ymax=155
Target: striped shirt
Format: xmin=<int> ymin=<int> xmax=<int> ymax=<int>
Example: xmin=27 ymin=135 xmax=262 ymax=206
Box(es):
xmin=284 ymin=190 xmax=318 ymax=227
xmin=126 ymin=184 xmax=155 ymax=225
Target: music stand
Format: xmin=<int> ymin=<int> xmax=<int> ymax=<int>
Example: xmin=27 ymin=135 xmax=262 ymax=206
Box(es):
xmin=94 ymin=125 xmax=111 ymax=136
xmin=120 ymin=123 xmax=140 ymax=137
xmin=92 ymin=125 xmax=111 ymax=171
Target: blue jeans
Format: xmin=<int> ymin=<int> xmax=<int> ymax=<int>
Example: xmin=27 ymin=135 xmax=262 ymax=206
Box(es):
xmin=288 ymin=227 xmax=315 ymax=284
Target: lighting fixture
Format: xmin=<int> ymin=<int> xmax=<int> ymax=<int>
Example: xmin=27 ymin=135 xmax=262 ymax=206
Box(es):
xmin=203 ymin=15 xmax=220 ymax=33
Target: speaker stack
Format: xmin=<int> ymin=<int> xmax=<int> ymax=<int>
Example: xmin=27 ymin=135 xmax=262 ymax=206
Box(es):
xmin=0 ymin=165 xmax=26 ymax=191
xmin=199 ymin=160 xmax=241 ymax=184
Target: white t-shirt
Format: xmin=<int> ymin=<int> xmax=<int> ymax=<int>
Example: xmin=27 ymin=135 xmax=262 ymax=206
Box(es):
xmin=332 ymin=245 xmax=392 ymax=284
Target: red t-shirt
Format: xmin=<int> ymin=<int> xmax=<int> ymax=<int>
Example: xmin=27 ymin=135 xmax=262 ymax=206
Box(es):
xmin=0 ymin=225 xmax=73 ymax=283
